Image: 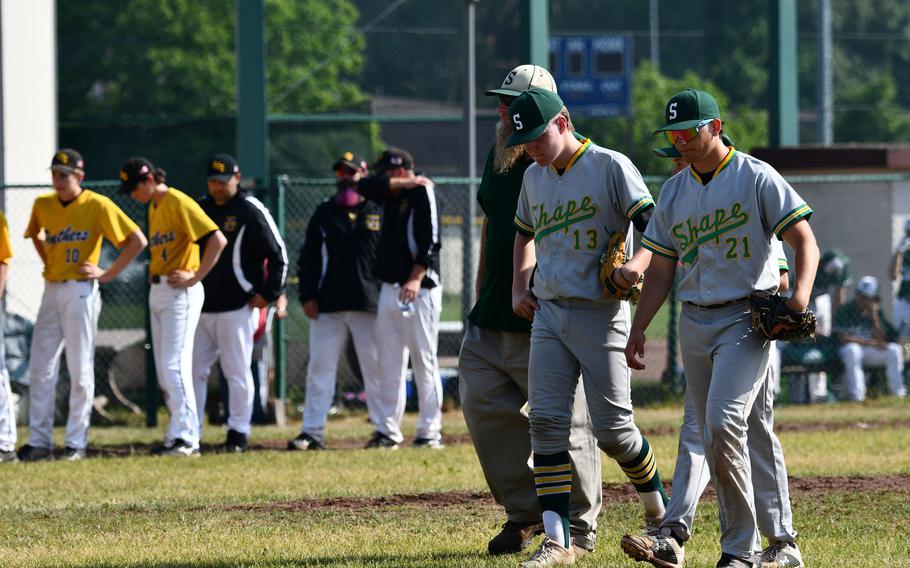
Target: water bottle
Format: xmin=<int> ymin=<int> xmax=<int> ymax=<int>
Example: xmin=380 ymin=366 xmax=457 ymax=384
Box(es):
xmin=397 ymin=299 xmax=415 ymax=318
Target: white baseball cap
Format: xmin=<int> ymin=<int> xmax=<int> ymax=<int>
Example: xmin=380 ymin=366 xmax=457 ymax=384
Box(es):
xmin=485 ymin=64 xmax=557 ymax=97
xmin=856 ymin=275 xmax=879 ymax=298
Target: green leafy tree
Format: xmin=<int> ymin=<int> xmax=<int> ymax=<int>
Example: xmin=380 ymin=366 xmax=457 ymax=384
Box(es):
xmin=57 ymin=0 xmax=367 ymax=120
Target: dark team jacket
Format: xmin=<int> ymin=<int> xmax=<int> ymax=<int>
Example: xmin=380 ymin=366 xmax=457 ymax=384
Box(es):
xmin=297 ymin=198 xmax=383 ymax=313
xmin=357 ymin=176 xmax=441 ymax=289
xmin=199 ymin=191 xmax=288 ymax=312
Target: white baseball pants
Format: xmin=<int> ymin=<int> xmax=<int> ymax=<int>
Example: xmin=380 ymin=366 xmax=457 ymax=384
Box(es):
xmin=27 ymin=280 xmax=100 ymax=450
xmin=839 ymin=342 xmax=906 ymax=401
xmin=150 ymin=282 xmax=203 ymax=447
xmin=373 ymin=282 xmax=443 ymax=443
xmin=300 ymin=310 xmax=380 ymax=443
xmin=0 ymin=309 xmax=15 ymax=451
xmin=192 ymin=306 xmax=256 ymax=435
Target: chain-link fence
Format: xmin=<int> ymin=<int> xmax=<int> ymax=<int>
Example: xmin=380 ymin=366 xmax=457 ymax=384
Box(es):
xmin=3 ymin=172 xmax=909 ymax=432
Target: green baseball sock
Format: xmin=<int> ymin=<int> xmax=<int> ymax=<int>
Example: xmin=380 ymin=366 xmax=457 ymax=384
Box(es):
xmin=620 ymin=436 xmax=668 ymax=518
xmin=533 ymin=451 xmax=572 ymax=547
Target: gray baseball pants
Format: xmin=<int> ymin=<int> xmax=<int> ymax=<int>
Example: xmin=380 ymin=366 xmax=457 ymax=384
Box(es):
xmin=679 ymin=301 xmax=771 ymax=559
xmin=459 ymin=322 xmax=602 ymax=546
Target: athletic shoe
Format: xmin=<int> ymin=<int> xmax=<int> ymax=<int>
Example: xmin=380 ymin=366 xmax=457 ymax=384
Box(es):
xmin=152 ymin=439 xmax=200 ymax=457
xmin=62 ymin=447 xmax=86 ymax=461
xmin=224 ymin=429 xmax=248 ymax=453
xmin=17 ymin=444 xmax=53 ymax=462
xmin=716 ymin=553 xmax=756 ymax=568
xmin=412 ymin=437 xmax=444 ymax=449
xmin=364 ymin=432 xmax=398 ymax=450
xmin=287 ymin=432 xmax=325 ymax=451
xmin=644 ymin=515 xmax=664 ymax=534
xmin=570 ymin=531 xmax=595 ymax=556
xmin=518 ymin=537 xmax=576 ymax=567
xmin=621 ymin=533 xmax=684 ymax=568
xmin=487 ymin=520 xmax=544 ymax=555
xmin=761 ymin=540 xmax=803 ymax=567
xmin=0 ymin=450 xmax=18 ymax=463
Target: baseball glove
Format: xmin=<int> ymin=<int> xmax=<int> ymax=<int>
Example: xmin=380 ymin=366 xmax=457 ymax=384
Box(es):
xmin=749 ymin=290 xmax=817 ymax=341
xmin=600 ymin=231 xmax=641 ymax=303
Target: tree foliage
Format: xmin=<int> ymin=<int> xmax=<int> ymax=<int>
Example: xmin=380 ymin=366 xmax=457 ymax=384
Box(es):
xmin=57 ymin=0 xmax=367 ymax=121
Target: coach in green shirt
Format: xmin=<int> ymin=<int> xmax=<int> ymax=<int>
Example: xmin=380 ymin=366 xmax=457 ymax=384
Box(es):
xmin=458 ymin=64 xmax=601 ymax=557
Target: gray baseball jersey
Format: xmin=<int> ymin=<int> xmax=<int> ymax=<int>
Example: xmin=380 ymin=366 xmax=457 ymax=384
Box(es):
xmin=514 ymin=139 xmax=654 ymax=302
xmin=643 ymin=149 xmax=811 ymax=558
xmin=642 ymin=150 xmax=811 ymax=305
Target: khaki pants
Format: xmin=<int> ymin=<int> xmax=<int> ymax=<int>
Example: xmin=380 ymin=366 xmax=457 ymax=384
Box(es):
xmin=459 ymin=322 xmax=602 ymax=545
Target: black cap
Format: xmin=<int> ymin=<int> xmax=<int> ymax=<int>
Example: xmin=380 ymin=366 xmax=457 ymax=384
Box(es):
xmin=50 ymin=149 xmax=85 ymax=175
xmin=332 ymin=151 xmax=368 ymax=173
xmin=206 ymin=153 xmax=240 ymax=182
xmin=119 ymin=157 xmax=154 ymax=194
xmin=371 ymin=147 xmax=414 ymax=173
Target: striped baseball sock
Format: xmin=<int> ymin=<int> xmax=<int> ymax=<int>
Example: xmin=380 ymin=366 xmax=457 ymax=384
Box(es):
xmin=533 ymin=451 xmax=572 ymax=548
xmin=619 ymin=436 xmax=668 ymax=519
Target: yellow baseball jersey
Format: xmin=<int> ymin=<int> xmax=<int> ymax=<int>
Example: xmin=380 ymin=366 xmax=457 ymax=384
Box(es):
xmin=0 ymin=211 xmax=12 ymax=264
xmin=25 ymin=190 xmax=138 ymax=281
xmin=148 ymin=188 xmax=218 ymax=276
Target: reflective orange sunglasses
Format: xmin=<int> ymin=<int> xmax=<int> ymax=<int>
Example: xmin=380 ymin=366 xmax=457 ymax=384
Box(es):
xmin=664 ymin=119 xmax=715 ymax=145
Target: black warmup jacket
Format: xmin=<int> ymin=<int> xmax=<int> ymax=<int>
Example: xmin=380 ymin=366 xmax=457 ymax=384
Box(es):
xmin=199 ymin=191 xmax=288 ymax=312
xmin=297 ymin=197 xmax=383 ymax=313
xmin=357 ymin=176 xmax=441 ymax=289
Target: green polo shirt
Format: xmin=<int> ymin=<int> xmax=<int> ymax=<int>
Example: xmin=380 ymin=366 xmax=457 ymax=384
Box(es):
xmin=468 ymin=145 xmax=534 ymax=333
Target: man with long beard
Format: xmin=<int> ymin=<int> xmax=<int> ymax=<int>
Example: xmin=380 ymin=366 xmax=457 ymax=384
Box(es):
xmin=457 ymin=65 xmax=602 ymax=558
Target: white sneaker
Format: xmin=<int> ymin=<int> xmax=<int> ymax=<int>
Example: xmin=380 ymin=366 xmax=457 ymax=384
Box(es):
xmin=519 ymin=537 xmax=576 ymax=567
xmin=761 ymin=540 xmax=803 ymax=567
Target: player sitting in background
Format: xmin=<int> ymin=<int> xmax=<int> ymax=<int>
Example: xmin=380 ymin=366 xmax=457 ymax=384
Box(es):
xmin=835 ymin=275 xmax=906 ymax=401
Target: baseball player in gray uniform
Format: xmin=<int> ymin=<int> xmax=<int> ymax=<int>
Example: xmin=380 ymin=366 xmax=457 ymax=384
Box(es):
xmin=623 ymin=89 xmax=818 ymax=568
xmin=509 ymin=88 xmax=668 ymax=567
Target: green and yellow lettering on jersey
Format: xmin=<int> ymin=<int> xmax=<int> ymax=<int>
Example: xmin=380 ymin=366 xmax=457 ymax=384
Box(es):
xmin=531 ymin=196 xmax=597 ymax=244
xmin=0 ymin=212 xmax=12 ymax=264
xmin=25 ymin=189 xmax=139 ymax=282
xmin=147 ymin=188 xmax=218 ymax=276
xmin=670 ymin=202 xmax=750 ymax=266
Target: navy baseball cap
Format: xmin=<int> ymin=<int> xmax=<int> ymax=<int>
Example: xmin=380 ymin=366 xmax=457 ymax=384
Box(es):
xmin=118 ymin=157 xmax=154 ymax=193
xmin=653 ymin=132 xmax=735 ymax=158
xmin=654 ymin=89 xmax=721 ymax=133
xmin=506 ymin=88 xmax=565 ymax=147
xmin=50 ymin=149 xmax=85 ymax=175
xmin=372 ymin=148 xmax=414 ymax=173
xmin=207 ymin=153 xmax=240 ymax=182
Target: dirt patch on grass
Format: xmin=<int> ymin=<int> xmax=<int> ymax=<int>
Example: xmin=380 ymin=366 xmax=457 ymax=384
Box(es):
xmin=215 ymin=474 xmax=910 ymax=514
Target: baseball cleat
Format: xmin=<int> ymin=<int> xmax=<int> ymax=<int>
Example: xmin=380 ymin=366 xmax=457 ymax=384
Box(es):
xmin=518 ymin=537 xmax=576 ymax=567
xmin=16 ymin=444 xmax=53 ymax=462
xmin=364 ymin=432 xmax=399 ymax=450
xmin=287 ymin=432 xmax=325 ymax=451
xmin=487 ymin=520 xmax=544 ymax=555
xmin=621 ymin=533 xmax=684 ymax=568
xmin=716 ymin=553 xmax=757 ymax=568
xmin=0 ymin=450 xmax=18 ymax=463
xmin=152 ymin=439 xmax=200 ymax=457
xmin=62 ymin=447 xmax=86 ymax=461
xmin=760 ymin=540 xmax=803 ymax=567
xmin=224 ymin=429 xmax=248 ymax=453
xmin=412 ymin=437 xmax=444 ymax=449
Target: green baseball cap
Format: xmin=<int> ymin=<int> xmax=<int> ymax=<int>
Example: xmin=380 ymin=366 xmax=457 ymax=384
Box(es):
xmin=654 ymin=89 xmax=721 ymax=133
xmin=653 ymin=132 xmax=735 ymax=158
xmin=506 ymin=88 xmax=565 ymax=147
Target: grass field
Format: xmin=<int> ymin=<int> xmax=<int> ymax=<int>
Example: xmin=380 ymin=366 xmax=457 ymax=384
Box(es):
xmin=1 ymin=398 xmax=908 ymax=567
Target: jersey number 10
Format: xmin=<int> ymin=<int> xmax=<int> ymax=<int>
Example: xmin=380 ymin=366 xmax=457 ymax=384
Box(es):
xmin=64 ymin=248 xmax=80 ymax=264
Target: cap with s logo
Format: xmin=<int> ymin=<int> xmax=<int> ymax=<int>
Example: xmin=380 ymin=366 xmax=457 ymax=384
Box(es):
xmin=505 ymin=88 xmax=565 ymax=147
xmin=654 ymin=89 xmax=721 ymax=133
xmin=50 ymin=149 xmax=85 ymax=175
xmin=485 ymin=64 xmax=558 ymax=97
xmin=206 ymin=153 xmax=240 ymax=182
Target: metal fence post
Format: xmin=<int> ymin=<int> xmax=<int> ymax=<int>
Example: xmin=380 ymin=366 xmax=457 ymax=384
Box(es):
xmin=274 ymin=176 xmax=288 ymax=403
xmin=660 ymin=274 xmax=680 ymax=396
xmin=144 ymin=208 xmax=158 ymax=427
